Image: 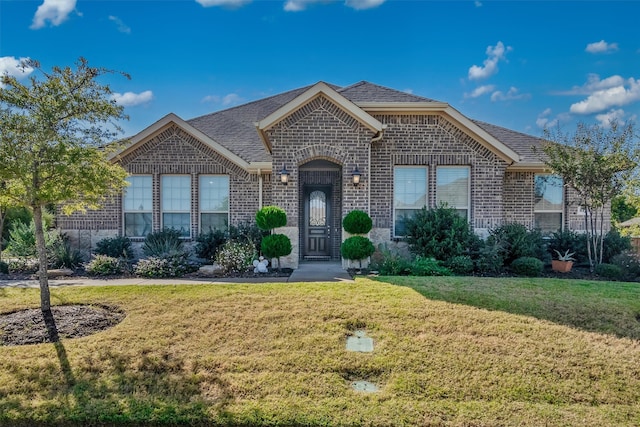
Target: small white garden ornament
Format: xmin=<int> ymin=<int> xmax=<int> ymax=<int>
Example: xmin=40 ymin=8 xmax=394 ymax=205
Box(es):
xmin=253 ymin=256 xmax=269 ymax=273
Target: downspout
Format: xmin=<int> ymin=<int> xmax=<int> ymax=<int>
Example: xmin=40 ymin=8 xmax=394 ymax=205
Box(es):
xmin=258 ymin=169 xmax=263 ymax=209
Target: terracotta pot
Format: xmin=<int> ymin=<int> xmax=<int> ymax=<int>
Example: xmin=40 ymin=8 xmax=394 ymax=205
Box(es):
xmin=552 ymin=260 xmax=573 ymax=273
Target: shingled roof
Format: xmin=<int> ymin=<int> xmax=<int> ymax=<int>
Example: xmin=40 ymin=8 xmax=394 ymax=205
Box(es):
xmin=185 ymin=81 xmax=543 ymax=165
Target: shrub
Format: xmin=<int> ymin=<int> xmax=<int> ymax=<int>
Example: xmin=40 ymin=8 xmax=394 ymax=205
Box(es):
xmin=7 ymin=258 xmax=38 ymax=274
xmin=215 ymin=240 xmax=256 ymax=274
xmin=370 ymin=244 xmax=411 ymax=275
xmin=142 ymin=229 xmax=184 ymax=258
xmin=229 ymin=221 xmax=268 ymax=255
xmin=342 ymin=210 xmax=373 ymax=234
xmin=410 ymin=256 xmax=451 ymax=276
xmin=602 ymin=229 xmax=632 ymax=263
xmin=404 ymin=205 xmax=478 ymax=261
xmin=341 ymin=235 xmax=375 ymax=269
xmin=487 ymin=223 xmax=546 ymax=266
xmin=50 ymin=238 xmax=85 ymax=269
xmin=86 ymin=255 xmax=125 ymax=276
xmin=610 ymin=252 xmax=640 ymax=281
xmin=261 ymin=234 xmax=293 ymax=269
xmin=595 ymin=263 xmax=624 ymax=280
xmin=134 ymin=253 xmax=197 ymax=278
xmin=255 ymin=206 xmax=287 ymax=231
xmin=195 ymin=229 xmax=227 ymax=260
xmin=95 ymin=236 xmax=133 ymax=260
xmin=5 ymin=221 xmax=62 ymax=257
xmin=0 ymin=261 xmax=8 ymax=274
xmin=510 ymin=256 xmax=544 ymax=277
xmin=547 ymin=229 xmax=588 ymax=264
xmin=445 ymin=255 xmax=474 ymax=275
xmin=474 ymin=240 xmax=506 ymax=274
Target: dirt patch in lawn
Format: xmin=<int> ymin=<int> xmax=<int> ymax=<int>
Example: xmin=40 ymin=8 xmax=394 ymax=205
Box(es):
xmin=0 ymin=305 xmax=125 ymax=346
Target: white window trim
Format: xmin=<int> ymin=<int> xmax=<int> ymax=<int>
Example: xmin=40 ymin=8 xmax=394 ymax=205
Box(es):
xmin=161 ymin=175 xmax=192 ymax=238
xmin=534 ymin=173 xmax=564 ymax=232
xmin=198 ymin=174 xmax=230 ymax=233
xmin=122 ymin=175 xmax=153 ymax=238
xmin=436 ymin=165 xmax=471 ymax=219
xmin=393 ymin=165 xmax=428 ymax=238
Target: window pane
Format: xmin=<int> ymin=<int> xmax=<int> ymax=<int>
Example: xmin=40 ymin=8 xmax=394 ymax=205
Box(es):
xmin=309 ymin=190 xmax=326 ymax=226
xmin=124 ymin=213 xmax=152 ymax=237
xmin=201 ymin=213 xmax=228 ymax=232
xmin=124 ymin=176 xmax=152 ymax=211
xmin=535 ymin=213 xmax=562 ymax=234
xmin=394 ymin=168 xmax=427 ymax=209
xmin=437 ymin=167 xmax=469 ymax=208
xmin=200 ymin=175 xmax=229 ymax=211
xmin=394 ymin=209 xmax=420 ymax=237
xmin=163 ymin=213 xmax=191 ymax=237
xmin=162 ymin=176 xmax=191 ymax=212
xmin=534 ymin=175 xmax=563 ymax=211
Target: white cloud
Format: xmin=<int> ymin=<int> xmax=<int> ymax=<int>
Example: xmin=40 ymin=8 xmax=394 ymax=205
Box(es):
xmin=585 ymin=40 xmax=619 ymax=54
xmin=30 ymin=0 xmax=77 ymax=29
xmin=108 ymin=15 xmax=131 ymax=34
xmin=344 ymin=0 xmax=385 ymax=10
xmin=474 ymin=0 xmax=482 ymax=7
xmin=403 ymin=88 xmax=413 ymax=94
xmin=558 ymin=73 xmax=625 ymax=96
xmin=569 ymin=77 xmax=640 ymax=114
xmin=490 ymin=86 xmax=529 ymax=102
xmin=0 ymin=56 xmax=34 ymax=87
xmin=195 ymin=0 xmax=252 ymax=7
xmin=468 ymin=41 xmax=511 ymax=81
xmin=112 ymin=90 xmax=153 ymax=107
xmin=201 ymin=93 xmax=243 ymax=106
xmin=595 ymin=109 xmax=626 ymax=127
xmin=464 ymin=84 xmax=495 ymax=99
xmin=536 ymin=108 xmax=556 ymax=129
xmin=284 ymin=0 xmax=385 ymax=11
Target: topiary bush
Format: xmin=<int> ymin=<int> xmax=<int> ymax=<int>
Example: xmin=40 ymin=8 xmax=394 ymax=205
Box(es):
xmin=195 ymin=229 xmax=227 ymax=260
xmin=86 ymin=255 xmax=126 ymax=276
xmin=255 ymin=206 xmax=287 ymax=231
xmin=261 ymin=234 xmax=292 ymax=269
xmin=445 ymin=255 xmax=474 ymax=275
xmin=487 ymin=223 xmax=546 ymax=266
xmin=595 ymin=263 xmax=624 ymax=280
xmin=95 ymin=236 xmax=133 ymax=260
xmin=341 ymin=235 xmax=375 ymax=269
xmin=510 ymin=256 xmax=544 ymax=277
xmin=142 ymin=228 xmax=184 ymax=258
xmin=215 ymin=240 xmax=256 ymax=274
xmin=410 ymin=256 xmax=451 ymax=276
xmin=404 ymin=205 xmax=479 ymax=261
xmin=342 ymin=210 xmax=373 ymax=235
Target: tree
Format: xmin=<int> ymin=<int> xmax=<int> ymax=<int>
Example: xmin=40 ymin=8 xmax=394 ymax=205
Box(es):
xmin=0 ymin=58 xmax=129 ymax=313
xmin=539 ymin=121 xmax=639 ymax=270
xmin=341 ymin=210 xmax=375 ymax=269
xmin=256 ymin=206 xmax=291 ymax=270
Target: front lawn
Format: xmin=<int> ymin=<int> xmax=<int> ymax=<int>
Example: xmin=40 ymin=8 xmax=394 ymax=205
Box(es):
xmin=1 ymin=278 xmax=639 ymax=426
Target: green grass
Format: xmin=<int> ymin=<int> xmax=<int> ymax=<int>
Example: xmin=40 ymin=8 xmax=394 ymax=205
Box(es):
xmin=0 ymin=277 xmax=639 ymax=426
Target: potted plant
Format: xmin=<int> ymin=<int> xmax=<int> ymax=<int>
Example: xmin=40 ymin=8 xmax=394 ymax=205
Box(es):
xmin=552 ymin=249 xmax=575 ymax=273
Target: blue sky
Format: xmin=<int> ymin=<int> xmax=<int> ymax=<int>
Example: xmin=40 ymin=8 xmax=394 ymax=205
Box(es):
xmin=1 ymin=0 xmax=639 ymax=138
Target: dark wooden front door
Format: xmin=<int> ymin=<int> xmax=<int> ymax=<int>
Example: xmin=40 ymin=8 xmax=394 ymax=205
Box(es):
xmin=303 ymin=186 xmax=331 ymax=259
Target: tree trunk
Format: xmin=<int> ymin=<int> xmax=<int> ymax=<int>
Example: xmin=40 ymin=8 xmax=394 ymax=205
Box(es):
xmin=0 ymin=206 xmax=5 ymax=263
xmin=33 ymin=205 xmax=51 ymax=313
xmin=584 ymin=205 xmax=594 ymax=272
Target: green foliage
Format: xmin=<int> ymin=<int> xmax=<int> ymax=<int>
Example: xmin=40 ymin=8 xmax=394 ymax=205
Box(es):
xmin=410 ymin=256 xmax=452 ymax=276
xmin=445 ymin=255 xmax=475 ymax=275
xmin=255 ymin=206 xmax=287 ymax=231
xmin=95 ymin=236 xmax=133 ymax=260
xmin=5 ymin=221 xmax=61 ymax=258
xmin=612 ymin=195 xmax=638 ymax=224
xmin=142 ymin=229 xmax=184 ymax=258
xmin=85 ymin=255 xmax=126 ymax=276
xmin=341 ymin=236 xmax=375 ymax=265
xmin=6 ymin=258 xmax=38 ymax=274
xmin=487 ymin=223 xmax=546 ymax=266
xmin=595 ymin=263 xmax=624 ymax=280
xmin=342 ymin=210 xmax=372 ymax=234
xmin=610 ymin=252 xmax=640 ymax=281
xmin=602 ymin=229 xmax=632 ymax=263
xmin=134 ymin=253 xmax=197 ymax=278
xmin=474 ymin=240 xmax=505 ymax=274
xmin=50 ymin=238 xmax=85 ymax=269
xmin=510 ymin=256 xmax=544 ymax=277
xmin=547 ymin=229 xmax=588 ymax=264
xmin=215 ymin=240 xmax=256 ymax=274
xmin=370 ymin=244 xmax=411 ymax=275
xmin=0 ymin=207 xmax=31 ymax=250
xmin=195 ymin=229 xmax=227 ymax=260
xmin=404 ymin=205 xmax=478 ymax=261
xmin=261 ymin=234 xmax=292 ymax=264
xmin=0 ymin=260 xmax=7 ymax=274
xmin=228 ymin=221 xmax=268 ymax=255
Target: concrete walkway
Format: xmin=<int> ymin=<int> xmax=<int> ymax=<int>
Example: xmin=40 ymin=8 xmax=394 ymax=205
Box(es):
xmin=0 ymin=261 xmax=353 ymax=288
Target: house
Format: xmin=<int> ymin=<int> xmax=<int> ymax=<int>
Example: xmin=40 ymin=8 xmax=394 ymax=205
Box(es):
xmin=57 ymin=81 xmax=598 ymax=268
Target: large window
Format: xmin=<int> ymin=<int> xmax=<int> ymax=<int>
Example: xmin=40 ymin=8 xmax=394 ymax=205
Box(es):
xmin=199 ymin=175 xmax=229 ymax=232
xmin=162 ymin=175 xmax=191 ymax=237
xmin=123 ymin=175 xmax=152 ymax=237
xmin=534 ymin=174 xmax=563 ymax=233
xmin=394 ymin=166 xmax=427 ymax=236
xmin=436 ymin=166 xmax=470 ymax=219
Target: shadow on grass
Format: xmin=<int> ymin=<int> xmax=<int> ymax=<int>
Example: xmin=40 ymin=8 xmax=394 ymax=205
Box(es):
xmin=373 ymin=275 xmax=640 ymax=341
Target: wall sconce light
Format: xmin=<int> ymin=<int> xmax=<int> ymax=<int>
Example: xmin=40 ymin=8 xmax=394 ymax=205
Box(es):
xmin=351 ymin=165 xmax=361 ymax=186
xmin=279 ymin=163 xmax=290 ymax=185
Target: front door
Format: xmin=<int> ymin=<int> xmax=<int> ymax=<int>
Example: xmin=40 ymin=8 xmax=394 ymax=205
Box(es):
xmin=303 ymin=186 xmax=331 ymax=260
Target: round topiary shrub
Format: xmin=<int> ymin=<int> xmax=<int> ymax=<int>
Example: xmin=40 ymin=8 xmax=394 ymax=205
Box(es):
xmin=342 ymin=210 xmax=372 ymax=235
xmin=256 ymin=206 xmax=287 ymax=231
xmin=341 ymin=235 xmax=375 ymax=268
xmin=510 ymin=256 xmax=544 ymax=277
xmin=261 ymin=234 xmax=292 ymax=269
